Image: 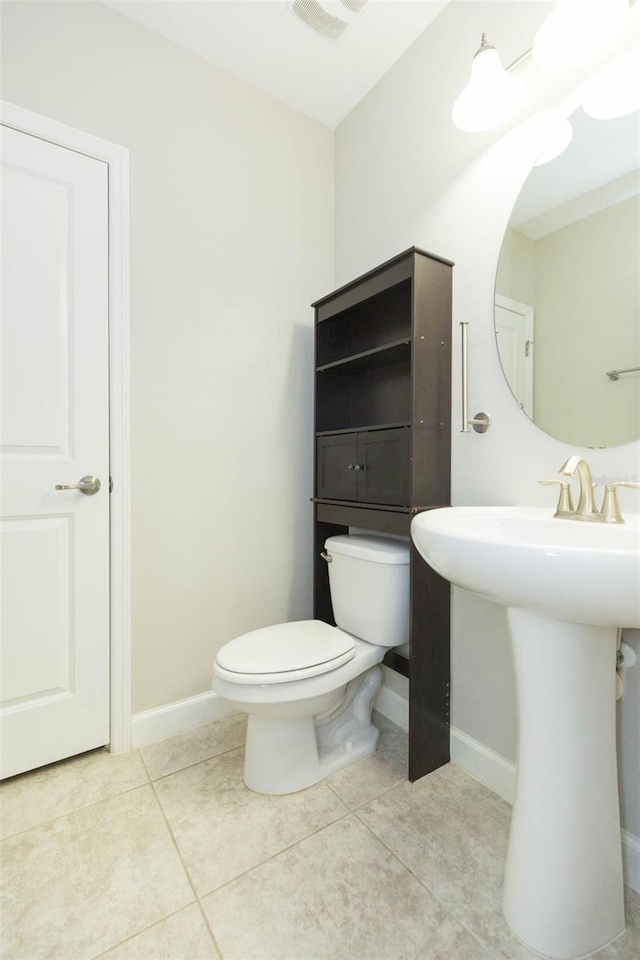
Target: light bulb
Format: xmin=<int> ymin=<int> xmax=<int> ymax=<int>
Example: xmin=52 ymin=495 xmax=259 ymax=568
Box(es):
xmin=533 ymin=120 xmax=573 ymax=165
xmin=533 ymin=0 xmax=629 ymax=72
xmin=452 ymin=35 xmax=524 ymax=132
xmin=582 ymin=47 xmax=640 ymax=119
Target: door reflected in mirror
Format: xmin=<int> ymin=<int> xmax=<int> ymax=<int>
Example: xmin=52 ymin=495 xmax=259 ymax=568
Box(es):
xmin=495 ymin=107 xmax=639 ymax=448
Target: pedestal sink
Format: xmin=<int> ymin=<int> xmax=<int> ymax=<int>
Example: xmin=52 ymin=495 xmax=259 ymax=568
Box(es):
xmin=411 ymin=506 xmax=640 ymax=960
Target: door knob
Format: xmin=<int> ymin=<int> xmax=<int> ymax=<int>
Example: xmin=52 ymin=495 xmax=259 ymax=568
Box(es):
xmin=55 ymin=475 xmax=101 ymax=496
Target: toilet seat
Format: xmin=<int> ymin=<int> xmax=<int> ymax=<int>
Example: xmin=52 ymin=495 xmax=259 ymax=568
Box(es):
xmin=213 ymin=620 xmax=355 ymax=684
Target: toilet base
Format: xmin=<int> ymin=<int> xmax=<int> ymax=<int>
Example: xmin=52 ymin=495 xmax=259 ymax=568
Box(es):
xmin=243 ymin=666 xmax=382 ymax=794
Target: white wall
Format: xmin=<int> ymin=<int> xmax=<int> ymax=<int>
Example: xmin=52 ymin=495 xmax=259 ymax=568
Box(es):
xmin=1 ymin=1 xmax=334 ymax=712
xmin=335 ymin=0 xmax=640 ymax=835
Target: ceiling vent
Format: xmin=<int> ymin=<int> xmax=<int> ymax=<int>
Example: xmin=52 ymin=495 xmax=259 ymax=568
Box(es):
xmin=339 ymin=0 xmax=368 ymax=13
xmin=287 ymin=0 xmax=368 ymax=42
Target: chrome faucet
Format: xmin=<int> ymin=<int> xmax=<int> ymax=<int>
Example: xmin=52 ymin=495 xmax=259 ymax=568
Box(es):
xmin=539 ymin=455 xmax=640 ymax=523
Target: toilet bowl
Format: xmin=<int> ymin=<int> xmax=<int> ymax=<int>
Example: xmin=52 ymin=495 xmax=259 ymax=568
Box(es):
xmin=212 ymin=535 xmax=409 ymax=795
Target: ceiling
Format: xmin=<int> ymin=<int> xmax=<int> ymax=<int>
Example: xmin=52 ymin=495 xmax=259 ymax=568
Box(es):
xmin=103 ymin=0 xmax=450 ymax=128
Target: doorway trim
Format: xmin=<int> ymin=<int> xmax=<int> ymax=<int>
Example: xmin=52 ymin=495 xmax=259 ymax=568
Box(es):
xmin=1 ymin=101 xmax=132 ymax=752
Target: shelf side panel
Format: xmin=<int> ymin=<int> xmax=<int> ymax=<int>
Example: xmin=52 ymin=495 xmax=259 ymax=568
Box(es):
xmin=412 ymin=256 xmax=452 ymax=508
xmin=409 ymin=540 xmax=451 ymax=780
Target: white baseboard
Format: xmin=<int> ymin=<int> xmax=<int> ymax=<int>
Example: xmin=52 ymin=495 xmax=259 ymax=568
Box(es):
xmin=450 ymin=725 xmax=516 ymax=803
xmin=376 ymin=686 xmax=639 ymax=893
xmin=622 ymin=829 xmax=640 ymax=894
xmin=374 ymin=684 xmax=409 ymax=731
xmin=131 ymin=690 xmax=234 ymax=748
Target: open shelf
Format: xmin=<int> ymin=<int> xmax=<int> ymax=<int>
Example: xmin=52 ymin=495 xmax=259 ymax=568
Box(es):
xmin=316 ymin=421 xmax=411 ymax=437
xmin=312 ymin=498 xmax=412 ymax=514
xmin=316 ymin=339 xmax=410 ymax=375
xmin=316 ymin=358 xmax=411 ymax=434
xmin=315 ymin=279 xmax=412 ymax=367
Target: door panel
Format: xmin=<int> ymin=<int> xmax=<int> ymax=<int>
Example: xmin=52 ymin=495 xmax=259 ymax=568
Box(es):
xmin=1 ymin=517 xmax=73 ymax=703
xmin=2 ymin=164 xmax=72 ymax=452
xmin=1 ymin=125 xmax=110 ymax=778
xmin=358 ymin=428 xmax=410 ymax=506
xmin=316 ymin=433 xmax=357 ymax=501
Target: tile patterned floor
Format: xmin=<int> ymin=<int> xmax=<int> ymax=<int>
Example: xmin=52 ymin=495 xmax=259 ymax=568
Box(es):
xmin=0 ymin=711 xmax=637 ymax=960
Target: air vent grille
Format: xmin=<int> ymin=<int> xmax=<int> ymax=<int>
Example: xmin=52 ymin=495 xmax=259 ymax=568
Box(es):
xmin=340 ymin=0 xmax=367 ymax=13
xmin=288 ymin=0 xmax=368 ymax=42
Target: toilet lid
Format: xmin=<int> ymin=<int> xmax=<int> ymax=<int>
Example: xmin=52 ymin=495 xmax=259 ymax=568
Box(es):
xmin=214 ymin=620 xmax=355 ymax=684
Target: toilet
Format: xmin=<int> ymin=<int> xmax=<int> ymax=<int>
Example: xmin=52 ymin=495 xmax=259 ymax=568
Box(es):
xmin=212 ymin=534 xmax=409 ymax=795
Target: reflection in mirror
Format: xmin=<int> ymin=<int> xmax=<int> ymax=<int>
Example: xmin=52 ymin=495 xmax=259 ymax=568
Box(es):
xmin=495 ymin=107 xmax=639 ymax=448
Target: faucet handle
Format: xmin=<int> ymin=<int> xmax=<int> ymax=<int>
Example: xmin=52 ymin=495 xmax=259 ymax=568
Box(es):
xmin=600 ymin=482 xmax=640 ymax=524
xmin=539 ymin=478 xmax=575 ymax=516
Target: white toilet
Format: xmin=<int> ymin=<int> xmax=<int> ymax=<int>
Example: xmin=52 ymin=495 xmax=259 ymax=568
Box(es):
xmin=212 ymin=534 xmax=409 ymax=795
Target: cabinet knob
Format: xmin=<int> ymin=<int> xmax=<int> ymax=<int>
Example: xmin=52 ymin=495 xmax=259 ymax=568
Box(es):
xmin=347 ymin=463 xmax=363 ymax=472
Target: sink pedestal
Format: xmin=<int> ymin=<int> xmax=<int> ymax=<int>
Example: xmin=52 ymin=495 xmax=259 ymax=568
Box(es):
xmin=504 ymin=609 xmax=625 ymax=959
xmin=410 ymin=506 xmax=638 ymax=958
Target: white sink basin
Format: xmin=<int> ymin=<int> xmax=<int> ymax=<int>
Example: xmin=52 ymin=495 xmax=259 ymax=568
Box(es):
xmin=411 ymin=506 xmax=640 ymax=628
xmin=411 ymin=505 xmax=640 ymax=960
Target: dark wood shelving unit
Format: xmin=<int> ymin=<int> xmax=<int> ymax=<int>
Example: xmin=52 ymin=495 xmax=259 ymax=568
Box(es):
xmin=312 ymin=247 xmax=453 ymax=782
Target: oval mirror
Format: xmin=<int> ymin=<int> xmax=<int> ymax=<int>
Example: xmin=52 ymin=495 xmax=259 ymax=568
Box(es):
xmin=495 ymin=104 xmax=640 ymax=448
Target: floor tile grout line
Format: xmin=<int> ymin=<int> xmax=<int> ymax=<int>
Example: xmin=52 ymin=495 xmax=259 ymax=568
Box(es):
xmin=195 ymin=898 xmax=226 ymax=960
xmin=140 ymin=748 xmax=199 ymax=902
xmin=143 ymin=738 xmax=366 ymax=911
xmin=89 ymin=903 xmax=200 ymax=960
xmin=158 ymin=738 xmax=412 ymax=903
xmin=193 ymin=779 xmax=497 ymax=960
xmin=0 ymin=771 xmax=152 ymax=844
xmin=350 ymin=805 xmax=500 ymax=959
xmin=146 ymin=740 xmax=247 ymax=786
xmin=194 ymin=803 xmax=354 ymax=902
xmin=194 ymin=757 xmax=420 ymax=905
xmin=141 ymin=751 xmax=227 ymax=960
xmin=1 ymin=761 xmax=216 ymax=960
xmin=324 ymin=780 xmax=344 ymax=802
xmin=144 ymin=744 xmax=374 ymax=956
xmin=324 ymin=773 xmax=407 ymax=813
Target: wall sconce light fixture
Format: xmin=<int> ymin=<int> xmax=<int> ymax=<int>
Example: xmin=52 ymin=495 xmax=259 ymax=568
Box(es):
xmin=451 ymin=33 xmax=524 ymax=132
xmin=452 ymin=1 xmax=634 ymax=134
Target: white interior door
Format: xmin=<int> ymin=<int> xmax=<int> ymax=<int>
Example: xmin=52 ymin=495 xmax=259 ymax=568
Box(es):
xmin=495 ymin=294 xmax=534 ymax=418
xmin=1 ymin=125 xmax=110 ymax=779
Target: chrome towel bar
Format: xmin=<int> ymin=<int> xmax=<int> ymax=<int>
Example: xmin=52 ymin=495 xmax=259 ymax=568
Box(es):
xmin=460 ymin=321 xmax=491 ymax=433
xmin=606 ymin=366 xmax=640 ymax=381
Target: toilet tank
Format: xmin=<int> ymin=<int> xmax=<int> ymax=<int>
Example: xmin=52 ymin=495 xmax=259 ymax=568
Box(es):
xmin=324 ymin=535 xmax=409 ymax=648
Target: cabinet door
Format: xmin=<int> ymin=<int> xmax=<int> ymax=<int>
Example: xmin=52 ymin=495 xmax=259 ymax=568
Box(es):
xmin=316 ymin=434 xmax=358 ymax=501
xmin=357 ymin=428 xmax=410 ymax=506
